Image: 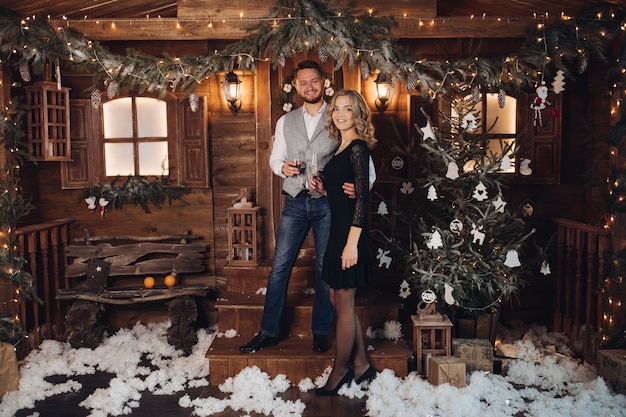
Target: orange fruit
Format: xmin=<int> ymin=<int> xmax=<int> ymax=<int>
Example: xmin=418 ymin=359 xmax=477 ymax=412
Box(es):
xmin=143 ymin=276 xmax=155 ymax=288
xmin=164 ymin=274 xmax=176 ymax=287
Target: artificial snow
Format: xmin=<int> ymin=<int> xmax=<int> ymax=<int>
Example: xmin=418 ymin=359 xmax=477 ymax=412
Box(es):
xmin=2 ymin=321 xmax=626 ymax=417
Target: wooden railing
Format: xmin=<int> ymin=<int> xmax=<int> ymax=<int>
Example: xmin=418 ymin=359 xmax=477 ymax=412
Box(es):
xmin=552 ymin=218 xmax=608 ymax=363
xmin=15 ymin=218 xmax=75 ymax=349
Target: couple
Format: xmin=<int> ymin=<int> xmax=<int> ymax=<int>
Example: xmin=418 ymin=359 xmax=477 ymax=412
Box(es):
xmin=239 ymin=60 xmax=377 ymax=395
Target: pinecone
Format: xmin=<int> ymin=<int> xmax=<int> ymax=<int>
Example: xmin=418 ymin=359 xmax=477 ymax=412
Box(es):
xmin=360 ymin=61 xmax=370 ymax=80
xmin=189 ymin=91 xmax=199 ymax=112
xmin=276 ymin=54 xmax=286 ymax=68
xmin=472 ymin=85 xmax=481 ymax=104
xmin=406 ymin=72 xmax=418 ymax=92
xmin=578 ymin=50 xmax=588 ymax=74
xmin=106 ymin=80 xmax=119 ymax=99
xmin=318 ymin=44 xmax=329 ymax=63
xmin=497 ymin=88 xmax=506 ymax=108
xmin=19 ymin=62 xmax=31 ymax=82
xmin=90 ymin=89 xmax=101 ymax=109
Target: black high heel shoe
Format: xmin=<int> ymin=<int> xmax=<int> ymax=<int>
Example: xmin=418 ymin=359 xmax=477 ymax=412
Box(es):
xmin=315 ymin=368 xmax=355 ymax=396
xmin=355 ymin=365 xmax=377 ymax=385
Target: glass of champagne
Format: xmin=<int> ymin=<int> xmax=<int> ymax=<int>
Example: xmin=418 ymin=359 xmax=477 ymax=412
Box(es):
xmin=293 ymin=151 xmax=306 ymax=188
xmin=309 ymin=152 xmax=320 ymax=196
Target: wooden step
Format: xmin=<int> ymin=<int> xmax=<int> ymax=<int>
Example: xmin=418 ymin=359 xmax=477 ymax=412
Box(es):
xmin=206 ymin=336 xmax=413 ymax=385
xmin=224 ymin=259 xmax=314 ymax=294
xmin=216 ymin=292 xmax=402 ymax=337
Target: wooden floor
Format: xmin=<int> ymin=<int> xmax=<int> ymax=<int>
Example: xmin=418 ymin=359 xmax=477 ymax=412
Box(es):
xmin=13 ymin=371 xmax=369 ymax=417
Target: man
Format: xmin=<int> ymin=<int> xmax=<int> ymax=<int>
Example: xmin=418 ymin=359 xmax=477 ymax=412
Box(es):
xmin=239 ymin=60 xmax=376 ymax=353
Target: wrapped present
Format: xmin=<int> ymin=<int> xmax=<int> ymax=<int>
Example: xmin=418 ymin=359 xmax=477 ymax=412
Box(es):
xmin=597 ymin=349 xmax=626 ymax=395
xmin=452 ymin=338 xmax=494 ymax=373
xmin=0 ymin=342 xmax=19 ymax=397
xmin=428 ymin=356 xmax=466 ymax=388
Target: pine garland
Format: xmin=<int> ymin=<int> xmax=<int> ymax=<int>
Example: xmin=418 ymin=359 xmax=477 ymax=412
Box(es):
xmin=80 ymin=175 xmax=191 ymax=214
xmin=0 ymin=1 xmax=623 ymax=99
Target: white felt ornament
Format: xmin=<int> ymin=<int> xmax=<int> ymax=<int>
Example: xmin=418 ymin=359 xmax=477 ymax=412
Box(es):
xmin=504 ymin=250 xmax=521 ymax=268
xmin=445 ymin=161 xmax=459 ymax=179
xmin=426 ymin=230 xmax=443 ymax=249
xmin=471 ymin=223 xmax=485 ymax=245
xmin=552 ymin=69 xmax=566 ymax=94
xmin=492 ymin=194 xmax=507 ymax=213
xmin=520 ymin=158 xmax=532 ymax=176
xmin=421 ymin=289 xmax=437 ymax=304
xmin=444 ymin=283 xmax=456 ymax=305
xmin=376 ymin=201 xmax=388 ymax=215
xmin=500 ymin=154 xmax=512 ymax=171
xmin=98 ymin=197 xmax=110 ymax=218
xmin=376 ymin=248 xmax=392 ymax=269
xmin=461 ymin=113 xmax=477 ymax=131
xmin=420 ymin=120 xmax=436 ymax=141
xmin=472 ymin=181 xmax=488 ymax=201
xmin=449 ymin=219 xmax=463 ymax=232
xmin=540 ymin=260 xmax=552 ymax=275
xmin=427 ymin=185 xmax=438 ymax=201
xmin=399 ymin=280 xmax=411 ymax=299
xmin=400 ymin=181 xmax=414 ymax=194
xmin=391 ymin=156 xmax=404 ymax=170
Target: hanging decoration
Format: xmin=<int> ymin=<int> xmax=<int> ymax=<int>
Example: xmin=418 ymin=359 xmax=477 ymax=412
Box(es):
xmin=425 ymin=230 xmax=443 ymax=249
xmin=445 ymin=161 xmax=460 ymax=179
xmin=531 ymin=81 xmax=551 ymax=127
xmin=520 ymin=158 xmax=533 ymax=176
xmin=18 ymin=62 xmax=30 ymax=82
xmin=444 ymin=283 xmax=456 ymax=305
xmin=90 ymin=89 xmax=101 ymax=109
xmin=398 ymin=280 xmax=411 ymax=299
xmin=472 ymin=181 xmax=488 ymax=201
xmin=497 ymin=88 xmax=507 ymax=108
xmin=400 ymin=181 xmax=414 ymax=195
xmin=391 ymin=156 xmax=404 ymax=170
xmin=85 ymin=196 xmax=97 ymax=211
xmin=551 ymin=69 xmax=566 ymax=94
xmin=376 ymin=248 xmax=392 ymax=269
xmin=98 ymin=197 xmax=109 ymax=218
xmin=376 ymin=201 xmax=388 ymax=215
xmin=106 ymin=80 xmax=119 ymax=99
xmin=427 ymin=185 xmax=438 ymax=201
xmin=504 ymin=250 xmax=522 ymax=268
xmin=188 ymin=91 xmax=199 ymax=113
xmin=492 ymin=195 xmax=507 ymax=213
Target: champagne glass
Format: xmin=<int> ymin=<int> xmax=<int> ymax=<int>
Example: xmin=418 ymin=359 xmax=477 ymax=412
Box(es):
xmin=309 ymin=152 xmax=320 ymax=196
xmin=293 ymin=151 xmax=306 ymax=188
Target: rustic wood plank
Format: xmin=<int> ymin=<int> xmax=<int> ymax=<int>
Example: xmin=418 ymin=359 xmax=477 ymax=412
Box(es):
xmin=56 ymin=284 xmax=209 ymax=304
xmin=51 ymin=16 xmax=536 ymax=40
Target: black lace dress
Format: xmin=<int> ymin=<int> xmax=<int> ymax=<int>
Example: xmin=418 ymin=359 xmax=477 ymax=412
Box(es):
xmin=321 ymin=139 xmax=373 ymax=289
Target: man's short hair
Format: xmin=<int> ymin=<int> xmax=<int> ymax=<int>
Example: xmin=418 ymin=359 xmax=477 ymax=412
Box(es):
xmin=295 ymin=60 xmax=322 ymax=77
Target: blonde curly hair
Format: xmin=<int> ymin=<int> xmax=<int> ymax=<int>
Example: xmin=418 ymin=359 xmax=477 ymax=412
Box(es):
xmin=324 ymin=89 xmax=377 ymax=148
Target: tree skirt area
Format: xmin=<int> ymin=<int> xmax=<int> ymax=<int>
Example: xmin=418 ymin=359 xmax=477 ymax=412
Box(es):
xmin=1 ymin=321 xmax=625 ymax=417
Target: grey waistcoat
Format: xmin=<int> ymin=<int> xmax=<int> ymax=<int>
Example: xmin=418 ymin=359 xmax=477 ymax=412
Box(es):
xmin=282 ymin=108 xmax=339 ymax=197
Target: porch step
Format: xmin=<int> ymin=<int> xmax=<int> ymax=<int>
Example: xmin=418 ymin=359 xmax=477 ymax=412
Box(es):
xmin=224 ymin=259 xmax=314 ymax=294
xmin=206 ymin=336 xmax=414 ymax=385
xmin=216 ymin=292 xmax=402 ymax=337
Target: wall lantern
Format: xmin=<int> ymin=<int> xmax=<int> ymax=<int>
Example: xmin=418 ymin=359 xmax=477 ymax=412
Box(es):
xmin=222 ymin=71 xmax=242 ymax=113
xmin=374 ymin=71 xmax=392 ymax=113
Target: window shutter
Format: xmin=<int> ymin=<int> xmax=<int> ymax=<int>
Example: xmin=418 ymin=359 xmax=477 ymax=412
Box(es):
xmin=61 ymin=99 xmax=99 ymax=189
xmin=178 ymin=96 xmax=209 ymax=188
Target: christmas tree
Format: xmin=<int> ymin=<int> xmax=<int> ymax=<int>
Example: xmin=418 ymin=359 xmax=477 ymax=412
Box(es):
xmin=380 ymin=87 xmax=538 ymax=317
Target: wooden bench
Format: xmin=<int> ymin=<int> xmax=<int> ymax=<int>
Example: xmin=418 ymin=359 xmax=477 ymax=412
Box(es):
xmin=56 ymin=231 xmax=209 ymax=351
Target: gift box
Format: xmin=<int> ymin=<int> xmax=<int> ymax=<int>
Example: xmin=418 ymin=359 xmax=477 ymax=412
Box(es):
xmin=597 ymin=349 xmax=626 ymax=395
xmin=428 ymin=356 xmax=466 ymax=388
xmin=0 ymin=342 xmax=20 ymax=397
xmin=452 ymin=338 xmax=494 ymax=373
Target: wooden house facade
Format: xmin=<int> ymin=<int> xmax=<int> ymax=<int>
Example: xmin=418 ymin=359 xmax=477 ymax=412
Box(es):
xmin=0 ymin=0 xmax=624 ymax=382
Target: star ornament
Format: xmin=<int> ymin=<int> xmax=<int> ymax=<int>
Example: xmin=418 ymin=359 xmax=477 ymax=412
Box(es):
xmin=492 ymin=195 xmax=507 ymax=213
xmin=420 ymin=120 xmax=436 ymax=141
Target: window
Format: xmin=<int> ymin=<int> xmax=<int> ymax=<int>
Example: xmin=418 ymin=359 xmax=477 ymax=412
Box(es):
xmin=62 ymin=94 xmax=209 ymax=189
xmin=453 ymin=93 xmax=518 ymax=174
xmin=102 ymin=97 xmax=170 ymax=177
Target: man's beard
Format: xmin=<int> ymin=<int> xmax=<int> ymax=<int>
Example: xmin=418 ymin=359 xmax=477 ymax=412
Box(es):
xmin=302 ymin=92 xmax=323 ymax=104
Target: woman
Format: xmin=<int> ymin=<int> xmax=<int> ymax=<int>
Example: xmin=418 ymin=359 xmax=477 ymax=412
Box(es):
xmin=310 ymin=89 xmax=378 ymax=396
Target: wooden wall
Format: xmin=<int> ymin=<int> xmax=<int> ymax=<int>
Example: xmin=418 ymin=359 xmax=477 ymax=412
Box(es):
xmin=9 ymin=37 xmax=609 ymax=327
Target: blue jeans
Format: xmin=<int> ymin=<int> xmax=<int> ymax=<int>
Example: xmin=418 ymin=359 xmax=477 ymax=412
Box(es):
xmin=259 ymin=194 xmax=333 ymax=338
